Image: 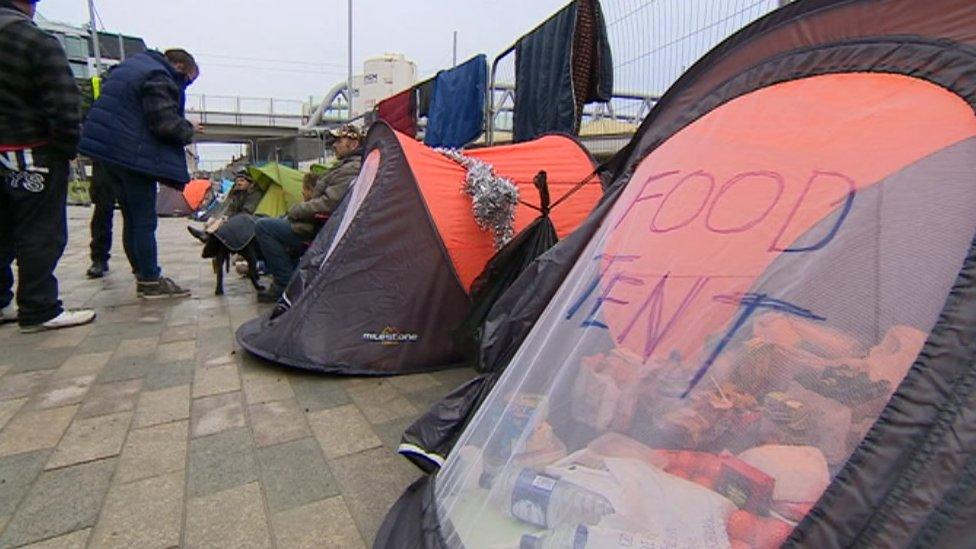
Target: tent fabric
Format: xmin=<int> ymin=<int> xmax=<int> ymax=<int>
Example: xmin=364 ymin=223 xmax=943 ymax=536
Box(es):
xmin=248 ymin=162 xmax=304 ymax=218
xmin=512 ymin=0 xmax=613 ymax=142
xmin=375 ymin=1 xmax=976 ymax=548
xmin=424 ymin=55 xmax=488 ymax=149
xmin=377 ymin=88 xmax=418 ymax=137
xmin=156 ymin=184 xmax=192 ymax=217
xmin=401 ymin=132 xmax=601 ymax=290
xmin=236 ymin=122 xmax=599 ymax=376
xmin=182 ymin=179 xmax=210 ymax=210
xmin=417 ymin=78 xmax=435 ymax=118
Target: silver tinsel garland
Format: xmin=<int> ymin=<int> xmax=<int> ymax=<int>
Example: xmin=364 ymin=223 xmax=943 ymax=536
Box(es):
xmin=438 ymin=148 xmax=519 ymax=249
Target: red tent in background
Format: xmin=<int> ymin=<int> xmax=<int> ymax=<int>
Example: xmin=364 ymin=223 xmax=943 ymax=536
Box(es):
xmin=182 ymin=179 xmax=211 ymax=210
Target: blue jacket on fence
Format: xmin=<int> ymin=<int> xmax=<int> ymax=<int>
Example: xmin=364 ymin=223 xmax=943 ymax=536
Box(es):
xmin=79 ymin=51 xmax=193 ymax=187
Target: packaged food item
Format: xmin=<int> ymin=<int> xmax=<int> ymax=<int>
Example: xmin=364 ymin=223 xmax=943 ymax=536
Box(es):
xmin=751 ymin=312 xmax=864 ymax=359
xmin=514 ymin=421 xmax=568 ymax=467
xmin=726 ymin=510 xmax=794 ymax=549
xmin=860 ymin=325 xmax=927 ymax=387
xmin=649 ymin=449 xmax=774 ymax=513
xmin=759 ymin=392 xmax=810 ymax=446
xmin=782 ymin=382 xmax=852 ymax=465
xmin=737 ymin=445 xmax=829 ymax=504
xmin=571 ymin=349 xmax=653 ymax=431
xmin=482 ymin=393 xmax=549 ymax=480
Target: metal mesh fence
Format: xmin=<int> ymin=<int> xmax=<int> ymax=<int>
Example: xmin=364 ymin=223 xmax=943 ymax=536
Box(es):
xmin=489 ymin=0 xmax=781 ymax=141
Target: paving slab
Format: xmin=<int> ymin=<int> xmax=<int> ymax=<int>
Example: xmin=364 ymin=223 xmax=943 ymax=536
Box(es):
xmin=52 ymin=351 xmax=112 ymax=379
xmin=155 ymin=340 xmax=197 ymax=363
xmin=132 ymin=384 xmax=190 ymax=428
xmin=308 ymin=404 xmax=382 ymax=459
xmin=191 ymin=391 xmax=246 ymax=438
xmin=0 ymin=458 xmax=115 ymax=547
xmin=113 ymin=337 xmax=160 ymax=358
xmin=95 ymin=354 xmax=153 ymax=384
xmin=116 ymin=420 xmax=188 ymax=484
xmin=345 ymin=380 xmax=418 ymax=424
xmin=0 ymin=370 xmax=53 ymax=402
xmin=387 ymin=373 xmax=442 ymax=394
xmin=185 ymin=482 xmax=272 ymax=549
xmin=271 ymin=496 xmax=366 ymax=549
xmin=289 ymin=375 xmax=351 ymax=413
xmin=20 ymin=528 xmax=91 ymax=549
xmin=330 ymin=446 xmax=421 ymax=543
xmin=0 ymin=397 xmax=27 ymax=430
xmin=77 ymin=379 xmax=141 ymax=419
xmin=0 ymin=450 xmax=49 ymax=517
xmin=143 ymin=359 xmax=195 ymax=390
xmin=242 ymin=371 xmax=295 ymax=404
xmin=30 ymin=375 xmax=96 ymax=410
xmin=192 ymin=363 xmax=241 ymax=398
xmin=46 ymin=410 xmax=132 ymax=469
xmin=248 ymin=399 xmax=311 ymax=447
xmin=255 ymin=438 xmax=340 ymax=512
xmin=187 ymin=426 xmax=257 ymax=497
xmin=0 ymin=405 xmax=78 ymax=457
xmin=89 ymin=471 xmax=183 ymax=548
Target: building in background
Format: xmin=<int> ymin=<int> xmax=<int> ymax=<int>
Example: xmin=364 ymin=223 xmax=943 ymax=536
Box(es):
xmin=35 ymin=13 xmax=147 ymax=80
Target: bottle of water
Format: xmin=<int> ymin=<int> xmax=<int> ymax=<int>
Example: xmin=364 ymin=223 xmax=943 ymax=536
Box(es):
xmin=521 ymin=525 xmax=671 ymax=549
xmin=487 ymin=468 xmax=614 ymax=529
xmin=520 ymin=525 xmax=587 ymax=549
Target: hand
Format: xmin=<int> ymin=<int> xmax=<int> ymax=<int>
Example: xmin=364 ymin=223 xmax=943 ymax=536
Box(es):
xmin=192 ymin=121 xmax=204 ymax=134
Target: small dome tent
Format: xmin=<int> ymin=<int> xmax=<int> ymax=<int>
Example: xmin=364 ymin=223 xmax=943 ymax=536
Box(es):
xmin=156 ymin=179 xmax=211 ymax=217
xmin=375 ymin=0 xmax=976 ymax=548
xmin=236 ymin=122 xmax=602 ymax=375
xmin=248 ymin=162 xmax=305 ymax=218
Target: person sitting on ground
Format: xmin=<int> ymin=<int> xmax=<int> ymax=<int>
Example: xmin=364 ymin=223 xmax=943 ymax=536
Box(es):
xmin=253 ymin=124 xmax=364 ymax=303
xmin=188 ymin=168 xmax=263 ymax=242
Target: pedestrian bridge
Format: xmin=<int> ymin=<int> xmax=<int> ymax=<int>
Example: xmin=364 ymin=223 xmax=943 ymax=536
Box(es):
xmin=185 ymin=92 xmax=653 ymax=158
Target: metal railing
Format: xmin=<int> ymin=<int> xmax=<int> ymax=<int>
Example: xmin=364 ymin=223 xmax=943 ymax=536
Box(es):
xmin=185 ymin=94 xmax=311 ymax=128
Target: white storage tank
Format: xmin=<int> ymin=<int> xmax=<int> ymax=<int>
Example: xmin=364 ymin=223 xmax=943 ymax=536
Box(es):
xmin=352 ymin=53 xmax=416 ymax=118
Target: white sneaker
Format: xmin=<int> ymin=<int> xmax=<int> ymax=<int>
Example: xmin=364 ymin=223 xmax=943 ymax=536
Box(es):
xmin=19 ymin=309 xmax=96 ymax=334
xmin=0 ymin=304 xmax=16 ymax=324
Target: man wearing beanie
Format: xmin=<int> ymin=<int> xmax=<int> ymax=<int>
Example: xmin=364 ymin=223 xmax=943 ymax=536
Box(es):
xmin=79 ymin=46 xmax=201 ymax=299
xmin=0 ymin=0 xmax=96 ymax=332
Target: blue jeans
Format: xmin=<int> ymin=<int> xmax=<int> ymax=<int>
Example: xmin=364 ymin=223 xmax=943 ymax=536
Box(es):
xmin=101 ymin=162 xmax=161 ymax=281
xmin=255 ymin=217 xmax=305 ymax=287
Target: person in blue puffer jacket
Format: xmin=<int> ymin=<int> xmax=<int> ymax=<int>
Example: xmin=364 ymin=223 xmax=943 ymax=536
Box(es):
xmin=79 ymin=49 xmax=200 ymax=299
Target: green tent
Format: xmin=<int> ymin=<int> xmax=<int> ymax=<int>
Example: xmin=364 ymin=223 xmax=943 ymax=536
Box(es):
xmin=248 ymin=163 xmax=305 ymax=217
xmin=67 ymin=179 xmax=91 ymax=206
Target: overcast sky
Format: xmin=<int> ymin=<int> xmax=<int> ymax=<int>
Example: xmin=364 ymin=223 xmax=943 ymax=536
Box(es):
xmin=39 ymin=0 xmax=570 ymax=99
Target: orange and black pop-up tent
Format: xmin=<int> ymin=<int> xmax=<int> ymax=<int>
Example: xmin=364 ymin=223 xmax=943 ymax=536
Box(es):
xmin=377 ymin=0 xmax=976 ymax=547
xmin=156 ymin=179 xmax=211 ymax=217
xmin=236 ymin=122 xmax=601 ymax=375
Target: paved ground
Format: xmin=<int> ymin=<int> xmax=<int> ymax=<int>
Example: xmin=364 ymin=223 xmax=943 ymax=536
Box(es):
xmin=0 ymin=206 xmax=476 ymax=548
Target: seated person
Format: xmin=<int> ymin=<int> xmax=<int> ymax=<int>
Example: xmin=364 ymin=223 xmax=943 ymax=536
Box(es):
xmin=188 ymin=169 xmax=264 ymax=242
xmin=254 ymin=124 xmax=364 ymax=303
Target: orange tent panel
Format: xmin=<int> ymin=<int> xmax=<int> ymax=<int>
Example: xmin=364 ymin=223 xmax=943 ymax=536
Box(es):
xmin=394 ymin=131 xmax=601 ymax=291
xmin=182 ymin=179 xmax=211 ymax=210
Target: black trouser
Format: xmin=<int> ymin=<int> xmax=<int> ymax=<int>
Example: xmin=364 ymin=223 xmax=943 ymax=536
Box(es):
xmin=88 ymin=160 xmax=115 ymax=264
xmin=0 ymin=147 xmax=68 ymax=326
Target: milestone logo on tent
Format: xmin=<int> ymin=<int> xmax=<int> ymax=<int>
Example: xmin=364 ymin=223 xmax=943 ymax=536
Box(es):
xmin=362 ymin=327 xmax=420 ymax=346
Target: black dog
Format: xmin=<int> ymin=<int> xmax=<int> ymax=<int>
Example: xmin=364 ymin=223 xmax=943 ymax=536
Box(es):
xmin=199 ymin=215 xmax=265 ymax=296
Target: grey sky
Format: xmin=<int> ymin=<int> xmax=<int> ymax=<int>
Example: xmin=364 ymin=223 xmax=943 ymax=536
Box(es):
xmin=39 ymin=0 xmax=570 ymax=99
